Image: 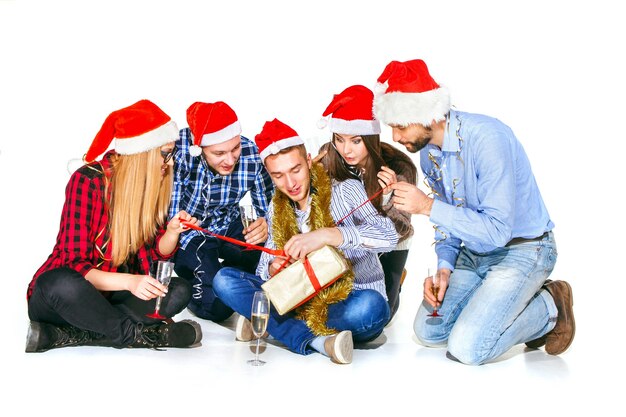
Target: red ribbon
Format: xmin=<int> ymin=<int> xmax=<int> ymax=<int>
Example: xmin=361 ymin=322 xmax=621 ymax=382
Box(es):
xmin=180 ymin=187 xmax=382 ymax=284
xmin=335 ymin=188 xmax=384 ymax=225
xmin=180 ymin=221 xmax=285 ymax=257
xmin=181 ymin=221 xmax=324 ymax=292
xmin=302 ymin=257 xmax=321 ymax=292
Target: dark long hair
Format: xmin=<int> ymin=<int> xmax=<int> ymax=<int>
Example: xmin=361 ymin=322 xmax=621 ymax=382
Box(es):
xmin=318 ymin=133 xmax=390 ymax=213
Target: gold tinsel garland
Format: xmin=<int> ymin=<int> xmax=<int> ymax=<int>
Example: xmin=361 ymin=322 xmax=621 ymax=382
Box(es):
xmin=272 ymin=162 xmax=354 ymax=336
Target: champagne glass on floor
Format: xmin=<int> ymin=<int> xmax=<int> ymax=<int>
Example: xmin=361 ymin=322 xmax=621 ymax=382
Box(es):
xmin=248 ymin=290 xmax=270 ymax=366
xmin=427 ymin=267 xmax=443 ymax=318
xmin=239 ymin=205 xmax=257 ymax=231
xmin=146 ymin=261 xmax=174 ymax=320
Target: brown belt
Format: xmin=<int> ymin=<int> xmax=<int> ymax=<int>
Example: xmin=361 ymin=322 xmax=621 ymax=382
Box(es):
xmin=505 ymin=231 xmax=549 ymax=247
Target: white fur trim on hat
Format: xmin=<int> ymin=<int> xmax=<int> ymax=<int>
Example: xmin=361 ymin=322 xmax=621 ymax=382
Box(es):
xmin=259 ymin=136 xmax=305 ymax=161
xmin=199 ymin=120 xmax=242 ymax=147
xmin=373 ymin=86 xmax=450 ymax=126
xmin=328 ymin=118 xmax=381 ymax=135
xmin=115 ymin=120 xmax=179 ymax=155
xmin=189 ymin=145 xmax=202 ymax=157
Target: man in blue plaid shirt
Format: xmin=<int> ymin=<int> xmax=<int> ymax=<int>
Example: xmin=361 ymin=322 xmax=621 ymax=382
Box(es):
xmin=169 ymin=101 xmax=274 ymax=322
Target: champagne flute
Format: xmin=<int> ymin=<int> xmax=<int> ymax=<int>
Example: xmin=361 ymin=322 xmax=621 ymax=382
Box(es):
xmin=427 ymin=267 xmax=443 ymax=318
xmin=239 ymin=205 xmax=257 ymax=231
xmin=248 ymin=290 xmax=270 ymax=366
xmin=146 ymin=261 xmax=175 ymax=320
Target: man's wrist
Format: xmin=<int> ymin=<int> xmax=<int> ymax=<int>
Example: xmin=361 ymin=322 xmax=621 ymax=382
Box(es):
xmin=421 ymin=197 xmax=434 ymax=216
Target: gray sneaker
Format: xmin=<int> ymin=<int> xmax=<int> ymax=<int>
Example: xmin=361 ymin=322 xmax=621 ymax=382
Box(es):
xmin=235 ymin=314 xmax=254 ymax=342
xmin=324 ymin=330 xmax=353 ymax=364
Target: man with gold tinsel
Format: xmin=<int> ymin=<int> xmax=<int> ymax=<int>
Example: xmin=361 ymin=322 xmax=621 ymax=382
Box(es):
xmin=213 ymin=118 xmax=398 ymax=364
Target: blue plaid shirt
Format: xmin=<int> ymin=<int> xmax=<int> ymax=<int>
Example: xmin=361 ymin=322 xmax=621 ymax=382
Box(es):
xmin=169 ymin=129 xmax=274 ymax=249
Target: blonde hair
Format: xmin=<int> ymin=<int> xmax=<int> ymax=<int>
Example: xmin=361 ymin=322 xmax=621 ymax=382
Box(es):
xmin=108 ymin=148 xmax=172 ymax=266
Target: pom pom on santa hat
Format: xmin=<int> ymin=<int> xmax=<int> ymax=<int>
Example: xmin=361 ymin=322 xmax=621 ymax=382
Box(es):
xmin=84 ymin=99 xmax=178 ymax=162
xmin=186 ymin=101 xmax=242 ymax=157
xmin=373 ymin=59 xmax=450 ymax=127
xmin=255 ymin=118 xmax=304 ymax=162
xmin=319 ymin=85 xmax=381 ymax=135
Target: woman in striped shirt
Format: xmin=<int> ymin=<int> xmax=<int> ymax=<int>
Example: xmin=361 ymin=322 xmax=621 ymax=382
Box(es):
xmin=317 ymin=85 xmax=418 ymax=322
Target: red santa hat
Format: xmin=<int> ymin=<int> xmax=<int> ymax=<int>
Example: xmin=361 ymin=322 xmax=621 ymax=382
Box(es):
xmin=319 ymin=85 xmax=381 ymax=135
xmin=373 ymin=59 xmax=450 ymax=127
xmin=186 ymin=101 xmax=242 ymax=157
xmin=85 ymin=99 xmax=178 ymax=162
xmin=255 ymin=118 xmax=304 ymax=162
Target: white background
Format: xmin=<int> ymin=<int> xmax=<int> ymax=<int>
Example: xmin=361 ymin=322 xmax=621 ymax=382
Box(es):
xmin=0 ymin=0 xmax=624 ymax=415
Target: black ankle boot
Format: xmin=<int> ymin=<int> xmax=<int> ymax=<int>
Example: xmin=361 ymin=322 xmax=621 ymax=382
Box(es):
xmin=25 ymin=321 xmax=106 ymax=353
xmin=129 ymin=319 xmax=202 ymax=349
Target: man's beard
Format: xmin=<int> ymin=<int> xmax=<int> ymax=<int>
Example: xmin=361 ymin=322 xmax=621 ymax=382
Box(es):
xmin=403 ymin=134 xmax=432 ymax=153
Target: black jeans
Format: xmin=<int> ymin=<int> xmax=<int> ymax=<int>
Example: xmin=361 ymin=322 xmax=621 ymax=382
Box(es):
xmin=28 ymin=267 xmax=191 ymax=347
xmin=379 ymin=249 xmax=409 ymax=321
xmin=174 ymin=219 xmax=261 ymax=322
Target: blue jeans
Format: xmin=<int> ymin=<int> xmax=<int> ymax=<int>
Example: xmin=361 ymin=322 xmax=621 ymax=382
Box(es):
xmin=174 ymin=219 xmax=261 ymax=322
xmin=214 ymin=267 xmax=390 ymax=355
xmin=414 ymin=232 xmax=559 ymax=365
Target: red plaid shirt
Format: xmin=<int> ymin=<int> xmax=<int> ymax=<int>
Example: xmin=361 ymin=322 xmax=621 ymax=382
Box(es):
xmin=27 ymin=151 xmax=173 ymax=300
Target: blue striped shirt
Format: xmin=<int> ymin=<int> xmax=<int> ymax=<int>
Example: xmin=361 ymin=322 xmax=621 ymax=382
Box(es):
xmin=169 ymin=129 xmax=274 ymax=249
xmin=424 ymin=110 xmax=554 ymax=271
xmin=256 ymin=178 xmax=398 ymax=298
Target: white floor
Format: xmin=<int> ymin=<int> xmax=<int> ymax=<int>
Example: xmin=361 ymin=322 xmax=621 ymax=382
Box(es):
xmin=2 ymin=2 xmax=625 ymax=415
xmin=4 ymin=238 xmax=621 ymax=417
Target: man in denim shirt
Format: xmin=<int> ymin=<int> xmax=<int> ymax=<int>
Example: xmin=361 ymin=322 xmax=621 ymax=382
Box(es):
xmin=170 ymin=101 xmax=274 ymax=322
xmin=376 ymin=59 xmax=575 ymax=365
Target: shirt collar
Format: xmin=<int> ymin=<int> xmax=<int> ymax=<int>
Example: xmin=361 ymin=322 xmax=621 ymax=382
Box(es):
xmin=441 ymin=109 xmax=461 ymax=153
xmin=98 ymin=150 xmax=116 ymax=176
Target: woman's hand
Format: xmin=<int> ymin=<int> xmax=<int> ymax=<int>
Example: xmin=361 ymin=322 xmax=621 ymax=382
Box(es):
xmin=126 ymin=274 xmax=168 ymax=300
xmin=168 ymin=211 xmax=199 ymax=235
xmin=377 ymin=166 xmax=398 ymax=195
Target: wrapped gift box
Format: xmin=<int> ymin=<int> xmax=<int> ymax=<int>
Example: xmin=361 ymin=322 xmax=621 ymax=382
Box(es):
xmin=261 ymin=245 xmax=349 ymax=315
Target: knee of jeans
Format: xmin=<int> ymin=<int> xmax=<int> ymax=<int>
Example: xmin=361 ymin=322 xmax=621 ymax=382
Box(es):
xmin=213 ymin=267 xmax=238 ymax=298
xmin=413 ymin=306 xmax=447 ymax=347
xmin=35 ymin=267 xmax=85 ymax=304
xmin=343 ymin=290 xmax=389 ymax=329
xmin=166 ymin=278 xmax=192 ymax=309
xmin=413 ymin=323 xmax=433 ymax=346
xmin=414 ymin=320 xmax=444 ymax=347
xmin=447 ymin=326 xmax=489 ymax=366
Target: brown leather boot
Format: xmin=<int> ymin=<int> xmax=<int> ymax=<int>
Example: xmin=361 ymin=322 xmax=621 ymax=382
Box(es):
xmin=543 ymin=280 xmax=575 ymax=354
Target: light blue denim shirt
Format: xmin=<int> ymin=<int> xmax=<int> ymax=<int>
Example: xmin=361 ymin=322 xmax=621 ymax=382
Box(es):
xmin=423 ymin=110 xmax=554 ymax=271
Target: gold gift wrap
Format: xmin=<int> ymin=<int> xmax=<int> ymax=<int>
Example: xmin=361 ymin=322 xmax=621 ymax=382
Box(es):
xmin=261 ymin=245 xmax=350 ymax=315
